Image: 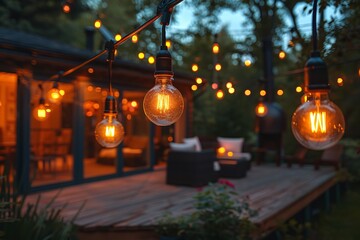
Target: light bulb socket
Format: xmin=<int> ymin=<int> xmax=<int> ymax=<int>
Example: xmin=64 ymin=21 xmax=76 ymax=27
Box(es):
xmin=104 ymin=95 xmax=117 ymax=114
xmin=39 ymin=97 xmax=45 ymax=105
xmin=155 ymin=47 xmax=173 ymax=76
xmin=304 ymin=51 xmax=330 ymax=92
xmin=52 ymin=81 xmax=59 ymax=89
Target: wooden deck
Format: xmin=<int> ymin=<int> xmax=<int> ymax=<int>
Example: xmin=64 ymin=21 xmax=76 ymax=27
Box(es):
xmin=27 ymin=164 xmax=338 ymax=239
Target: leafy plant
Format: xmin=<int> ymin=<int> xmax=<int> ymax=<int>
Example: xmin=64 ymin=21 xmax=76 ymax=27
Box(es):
xmin=0 ymin=165 xmax=84 ymax=240
xmin=156 ymin=179 xmax=258 ymax=240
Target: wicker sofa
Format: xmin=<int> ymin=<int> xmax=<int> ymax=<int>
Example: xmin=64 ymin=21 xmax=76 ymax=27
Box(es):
xmin=166 ymin=149 xmax=219 ymax=187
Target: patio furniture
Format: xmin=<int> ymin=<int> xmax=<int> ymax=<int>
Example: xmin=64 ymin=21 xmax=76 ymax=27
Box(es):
xmin=284 ymin=146 xmax=308 ymax=168
xmin=166 ymin=149 xmax=219 ymax=187
xmin=314 ymin=144 xmax=343 ymax=170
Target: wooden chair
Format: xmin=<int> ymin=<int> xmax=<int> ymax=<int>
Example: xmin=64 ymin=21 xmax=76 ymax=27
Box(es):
xmin=284 ymin=146 xmax=308 ymax=168
xmin=314 ymin=144 xmax=344 ymax=170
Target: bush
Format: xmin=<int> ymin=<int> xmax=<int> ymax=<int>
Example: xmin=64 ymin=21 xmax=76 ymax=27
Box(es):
xmin=156 ymin=179 xmax=258 ymax=240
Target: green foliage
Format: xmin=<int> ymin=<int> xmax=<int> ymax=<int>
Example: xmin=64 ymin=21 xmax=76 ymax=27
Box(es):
xmin=156 ymin=180 xmax=258 ymax=240
xmin=0 ymin=169 xmax=83 ymax=240
xmin=278 ymin=219 xmax=312 ymax=240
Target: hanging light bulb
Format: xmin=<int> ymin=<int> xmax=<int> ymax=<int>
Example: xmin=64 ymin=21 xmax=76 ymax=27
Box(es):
xmin=291 ymin=0 xmax=345 ymax=150
xmin=33 ymin=84 xmax=50 ymax=121
xmin=212 ymin=42 xmax=220 ymax=54
xmin=47 ymin=80 xmax=64 ymax=104
xmin=255 ymin=102 xmax=268 ymax=117
xmin=95 ymin=96 xmax=124 ymax=148
xmin=95 ymin=41 xmax=125 ymax=148
xmin=143 ymin=18 xmax=184 ymax=126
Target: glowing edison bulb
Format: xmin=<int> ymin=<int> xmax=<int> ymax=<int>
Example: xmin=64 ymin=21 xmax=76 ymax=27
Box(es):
xmin=255 ymin=102 xmax=268 ymax=117
xmin=292 ymin=92 xmax=345 ymax=150
xmin=94 ymin=19 xmax=102 ymax=29
xmin=143 ymin=75 xmax=184 ymax=126
xmin=47 ymin=84 xmax=64 ymax=104
xmin=95 ymin=113 xmax=124 ymax=148
xmin=212 ymin=42 xmax=220 ymax=54
xmin=33 ymin=100 xmax=50 ymax=121
xmin=216 ymin=89 xmax=224 ymax=99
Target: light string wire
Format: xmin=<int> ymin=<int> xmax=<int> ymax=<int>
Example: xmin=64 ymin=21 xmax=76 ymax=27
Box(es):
xmin=46 ymin=0 xmax=183 ymax=82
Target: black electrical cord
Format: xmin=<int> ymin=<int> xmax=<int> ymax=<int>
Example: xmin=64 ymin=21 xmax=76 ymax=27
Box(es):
xmin=46 ymin=0 xmax=183 ymax=82
xmin=312 ymin=0 xmax=318 ymax=52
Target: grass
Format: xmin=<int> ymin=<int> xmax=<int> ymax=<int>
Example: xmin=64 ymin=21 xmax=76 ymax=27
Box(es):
xmin=315 ymin=183 xmax=360 ymax=240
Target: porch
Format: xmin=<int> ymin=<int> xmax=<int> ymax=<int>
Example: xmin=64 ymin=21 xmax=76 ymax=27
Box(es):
xmin=27 ymin=164 xmax=339 ymax=239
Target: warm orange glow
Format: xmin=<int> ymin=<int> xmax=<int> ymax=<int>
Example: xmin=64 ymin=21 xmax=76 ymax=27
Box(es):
xmin=288 ymin=40 xmax=295 ymax=47
xmin=337 ymin=77 xmax=344 ymax=86
xmin=114 ymin=91 xmax=120 ymax=98
xmin=277 ymin=89 xmax=284 ymax=96
xmin=191 ymin=85 xmax=198 ymax=91
xmin=310 ymin=111 xmax=327 ymax=133
xmin=296 ymin=86 xmax=303 ymax=93
xmin=88 ymin=67 xmax=94 ymax=74
xmin=138 ymin=52 xmax=145 ymax=60
xmin=50 ymin=91 xmax=61 ymax=100
xmin=256 ymin=102 xmax=268 ymax=117
xmin=94 ymin=19 xmax=102 ymax=29
xmin=168 ymin=136 xmax=174 ymax=142
xmin=148 ymin=56 xmax=155 ymax=64
xmin=226 ymin=82 xmax=232 ymax=89
xmin=218 ymin=147 xmax=226 ymax=154
xmin=156 ymin=93 xmax=170 ymax=114
xmin=132 ymin=35 xmax=138 ymax=43
xmin=105 ymin=125 xmax=115 ymax=137
xmin=216 ymin=90 xmax=224 ymax=99
xmin=192 ymin=64 xmax=199 ymax=72
xmin=166 ymin=40 xmax=171 ymax=48
xmin=115 ymin=34 xmax=122 ymax=41
xmin=131 ymin=101 xmax=138 ymax=108
xmin=122 ymin=98 xmax=128 ymax=104
xmin=227 ymin=151 xmax=234 ymax=157
xmin=196 ymin=78 xmax=203 ymax=84
xmin=244 ymin=89 xmax=251 ymax=96
xmin=215 ymin=63 xmax=222 ymax=71
xmin=228 ymin=87 xmax=235 ymax=94
xmin=244 ymin=59 xmax=252 ymax=67
xmin=95 ymin=87 xmax=101 ymax=93
xmin=38 ymin=108 xmax=46 ymax=118
xmin=212 ymin=43 xmax=220 ymax=54
xmin=93 ymin=103 xmax=100 ymax=109
xmin=212 ymin=83 xmax=218 ymax=90
xmin=279 ymin=51 xmax=286 ymax=59
xmin=63 ymin=4 xmax=70 ymax=13
xmin=260 ymin=90 xmax=266 ymax=96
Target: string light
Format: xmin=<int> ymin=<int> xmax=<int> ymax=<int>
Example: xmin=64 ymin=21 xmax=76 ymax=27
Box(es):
xmin=138 ymin=52 xmax=145 ymax=60
xmin=115 ymin=34 xmax=122 ymax=41
xmin=228 ymin=87 xmax=235 ymax=94
xmin=215 ymin=63 xmax=222 ymax=71
xmin=226 ymin=82 xmax=232 ymax=89
xmin=192 ymin=64 xmax=199 ymax=72
xmin=244 ymin=89 xmax=251 ymax=96
xmin=277 ymin=89 xmax=284 ymax=96
xmin=62 ymin=3 xmax=71 ymax=13
xmin=260 ymin=90 xmax=266 ymax=96
xmin=94 ymin=19 xmax=102 ymax=29
xmin=132 ymin=34 xmax=138 ymax=43
xmin=291 ymin=0 xmax=345 ymax=150
xmin=166 ymin=40 xmax=171 ymax=48
xmin=279 ymin=50 xmax=286 ymax=60
xmin=244 ymin=59 xmax=252 ymax=67
xmin=212 ymin=42 xmax=220 ymax=54
xmin=255 ymin=102 xmax=268 ymax=117
xmin=191 ymin=85 xmax=198 ymax=91
xmin=211 ymin=83 xmax=218 ymax=90
xmin=148 ymin=56 xmax=155 ymax=64
xmin=196 ymin=78 xmax=203 ymax=84
xmin=296 ymin=86 xmax=302 ymax=93
xmin=216 ymin=89 xmax=224 ymax=99
xmin=337 ymin=77 xmax=344 ymax=86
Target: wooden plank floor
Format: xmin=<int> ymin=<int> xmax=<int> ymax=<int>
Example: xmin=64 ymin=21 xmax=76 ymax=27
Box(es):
xmin=27 ymin=164 xmax=337 ymax=238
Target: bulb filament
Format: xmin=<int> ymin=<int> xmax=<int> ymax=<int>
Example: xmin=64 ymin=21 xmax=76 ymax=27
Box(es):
xmin=310 ymin=111 xmax=326 ymax=133
xmin=105 ymin=125 xmax=115 ymax=137
xmin=156 ymin=93 xmax=170 ymax=113
xmin=38 ymin=109 xmax=46 ymax=118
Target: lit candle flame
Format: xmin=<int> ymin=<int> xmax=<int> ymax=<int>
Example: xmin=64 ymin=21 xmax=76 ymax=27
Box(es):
xmin=156 ymin=93 xmax=170 ymax=114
